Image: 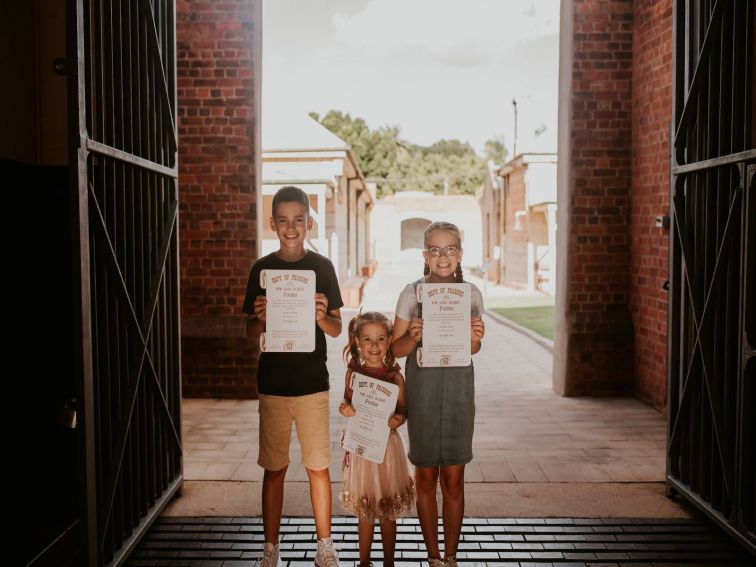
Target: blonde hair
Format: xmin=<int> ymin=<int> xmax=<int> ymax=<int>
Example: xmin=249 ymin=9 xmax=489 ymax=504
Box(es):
xmin=343 ymin=311 xmax=396 ymax=367
xmin=423 ymin=221 xmax=464 ymax=283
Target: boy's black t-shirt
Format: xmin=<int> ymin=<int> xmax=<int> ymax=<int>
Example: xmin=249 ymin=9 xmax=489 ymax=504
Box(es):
xmin=242 ymin=251 xmax=344 ymax=396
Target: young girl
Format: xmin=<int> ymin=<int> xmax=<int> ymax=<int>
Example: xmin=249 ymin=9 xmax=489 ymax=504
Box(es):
xmin=391 ymin=221 xmax=485 ymax=567
xmin=338 ymin=312 xmax=415 ymax=567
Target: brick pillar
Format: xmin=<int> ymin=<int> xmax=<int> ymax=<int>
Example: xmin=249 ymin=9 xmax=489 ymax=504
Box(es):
xmin=555 ymin=0 xmax=635 ymax=396
xmin=176 ymin=0 xmax=262 ymax=398
xmin=630 ymin=0 xmax=672 ymax=410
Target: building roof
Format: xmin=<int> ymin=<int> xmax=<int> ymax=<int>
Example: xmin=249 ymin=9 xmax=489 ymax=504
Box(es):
xmin=262 ymin=160 xmax=345 ymax=183
xmin=262 ymin=111 xmax=348 ymax=152
xmin=261 ymin=110 xmax=373 ymax=204
xmin=498 ymin=152 xmax=557 ymax=176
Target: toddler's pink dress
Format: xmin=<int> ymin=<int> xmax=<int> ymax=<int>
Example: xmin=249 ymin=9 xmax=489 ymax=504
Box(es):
xmin=339 ymin=361 xmax=415 ymax=520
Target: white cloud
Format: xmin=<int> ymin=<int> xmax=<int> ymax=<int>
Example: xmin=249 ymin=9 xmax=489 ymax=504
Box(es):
xmin=332 ymin=0 xmax=559 ymax=66
xmin=263 ymin=0 xmax=560 ymax=154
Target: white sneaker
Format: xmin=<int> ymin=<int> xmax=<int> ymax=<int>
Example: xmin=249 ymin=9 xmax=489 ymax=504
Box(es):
xmin=256 ymin=542 xmax=281 ymax=567
xmin=314 ymin=536 xmax=339 ymax=567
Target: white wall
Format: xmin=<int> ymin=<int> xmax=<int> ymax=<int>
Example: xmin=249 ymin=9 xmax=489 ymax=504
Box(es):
xmin=526 ymin=161 xmax=558 ymax=207
xmin=370 ymin=193 xmax=483 ymax=267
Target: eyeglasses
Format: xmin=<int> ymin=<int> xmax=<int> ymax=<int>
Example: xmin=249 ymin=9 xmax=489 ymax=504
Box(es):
xmin=424 ymin=245 xmax=460 ymax=258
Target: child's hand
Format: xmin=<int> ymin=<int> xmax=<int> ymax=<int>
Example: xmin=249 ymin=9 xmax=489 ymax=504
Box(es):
xmin=339 ymin=400 xmax=356 ymax=417
xmin=471 ymin=316 xmax=485 ymax=342
xmin=408 ymin=318 xmax=423 ymax=342
xmin=315 ymin=293 xmax=329 ymax=322
xmin=253 ymin=295 xmax=267 ymax=322
xmin=388 ymin=413 xmax=405 ymax=430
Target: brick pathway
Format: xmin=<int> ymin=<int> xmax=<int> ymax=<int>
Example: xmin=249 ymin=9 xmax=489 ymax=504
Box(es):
xmin=127 ymin=516 xmax=750 ymax=566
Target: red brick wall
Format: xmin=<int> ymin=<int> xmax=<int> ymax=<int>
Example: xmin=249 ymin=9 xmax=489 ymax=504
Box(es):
xmin=564 ymin=0 xmax=635 ymax=395
xmin=630 ymin=0 xmax=672 ymax=410
xmin=176 ymin=0 xmax=260 ymax=397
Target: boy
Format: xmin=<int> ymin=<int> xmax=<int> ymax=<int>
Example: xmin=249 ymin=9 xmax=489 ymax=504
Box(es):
xmin=243 ymin=186 xmax=343 ymax=567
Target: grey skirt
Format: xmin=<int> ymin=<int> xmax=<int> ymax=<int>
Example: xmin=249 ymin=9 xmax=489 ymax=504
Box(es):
xmin=405 ymin=349 xmax=475 ymax=467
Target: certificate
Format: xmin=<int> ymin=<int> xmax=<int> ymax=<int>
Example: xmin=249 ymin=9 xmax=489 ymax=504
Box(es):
xmin=341 ymin=372 xmax=400 ymax=464
xmin=416 ymin=283 xmax=471 ymax=367
xmin=259 ymin=269 xmax=315 ymax=352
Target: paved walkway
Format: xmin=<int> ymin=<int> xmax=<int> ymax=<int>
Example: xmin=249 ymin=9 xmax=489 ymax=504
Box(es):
xmin=172 ymin=262 xmax=676 ymax=517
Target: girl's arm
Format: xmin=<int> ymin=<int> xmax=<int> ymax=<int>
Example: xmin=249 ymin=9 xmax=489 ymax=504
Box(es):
xmin=338 ymin=369 xmax=356 ymax=417
xmin=391 ymin=316 xmax=423 ymax=358
xmin=387 ymin=372 xmax=407 ymax=430
xmin=471 ymin=316 xmax=485 ymax=354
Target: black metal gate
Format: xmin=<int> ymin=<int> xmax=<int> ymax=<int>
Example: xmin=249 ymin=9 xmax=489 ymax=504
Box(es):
xmin=70 ymin=0 xmax=183 ymax=565
xmin=668 ymin=0 xmax=755 ymax=554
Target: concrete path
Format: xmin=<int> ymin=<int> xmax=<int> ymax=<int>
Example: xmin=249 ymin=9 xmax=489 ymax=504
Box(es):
xmin=170 ymin=262 xmax=679 ymax=517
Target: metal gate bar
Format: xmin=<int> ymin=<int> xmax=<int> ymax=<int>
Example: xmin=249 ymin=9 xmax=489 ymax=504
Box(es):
xmin=668 ymin=0 xmax=755 ymax=555
xmin=72 ymin=0 xmax=181 ymax=565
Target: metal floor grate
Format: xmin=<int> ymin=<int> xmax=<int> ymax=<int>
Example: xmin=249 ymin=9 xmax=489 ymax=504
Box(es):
xmin=126 ymin=516 xmax=752 ymax=566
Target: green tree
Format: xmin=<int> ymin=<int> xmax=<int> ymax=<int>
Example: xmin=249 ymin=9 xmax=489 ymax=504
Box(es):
xmin=385 ymin=145 xmax=485 ymax=195
xmin=484 ymin=137 xmax=508 ymax=165
xmin=421 ymin=139 xmax=478 ymax=158
xmin=312 ymin=110 xmax=487 ymax=197
xmin=310 ymin=110 xmax=398 ymax=195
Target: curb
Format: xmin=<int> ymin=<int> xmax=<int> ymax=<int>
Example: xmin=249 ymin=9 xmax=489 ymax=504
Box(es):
xmin=484 ymin=308 xmax=554 ymax=353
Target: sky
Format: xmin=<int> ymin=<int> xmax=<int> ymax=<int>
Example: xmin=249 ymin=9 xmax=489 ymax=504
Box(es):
xmin=262 ymin=0 xmax=560 ymax=156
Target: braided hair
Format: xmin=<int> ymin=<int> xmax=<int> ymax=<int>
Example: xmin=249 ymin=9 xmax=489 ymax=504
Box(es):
xmin=423 ymin=221 xmax=465 ymax=283
xmin=343 ymin=311 xmax=397 ymax=368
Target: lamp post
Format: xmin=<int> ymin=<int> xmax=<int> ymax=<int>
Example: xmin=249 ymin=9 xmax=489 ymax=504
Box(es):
xmin=511 ymin=95 xmax=532 ymax=157
xmin=512 ymin=98 xmax=518 ymax=156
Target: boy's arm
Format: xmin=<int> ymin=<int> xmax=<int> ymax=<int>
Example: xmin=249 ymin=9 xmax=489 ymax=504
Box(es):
xmin=316 ymin=260 xmax=344 ymax=338
xmin=315 ymin=292 xmax=342 ymax=337
xmin=245 ymin=295 xmax=266 ymax=349
xmin=391 ymin=316 xmax=422 ymax=358
xmin=318 ymin=309 xmax=342 ymax=338
xmin=246 ymin=316 xmax=265 ymax=351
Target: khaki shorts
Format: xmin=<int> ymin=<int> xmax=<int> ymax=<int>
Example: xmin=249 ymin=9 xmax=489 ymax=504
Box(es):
xmin=258 ymin=391 xmax=331 ymax=471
